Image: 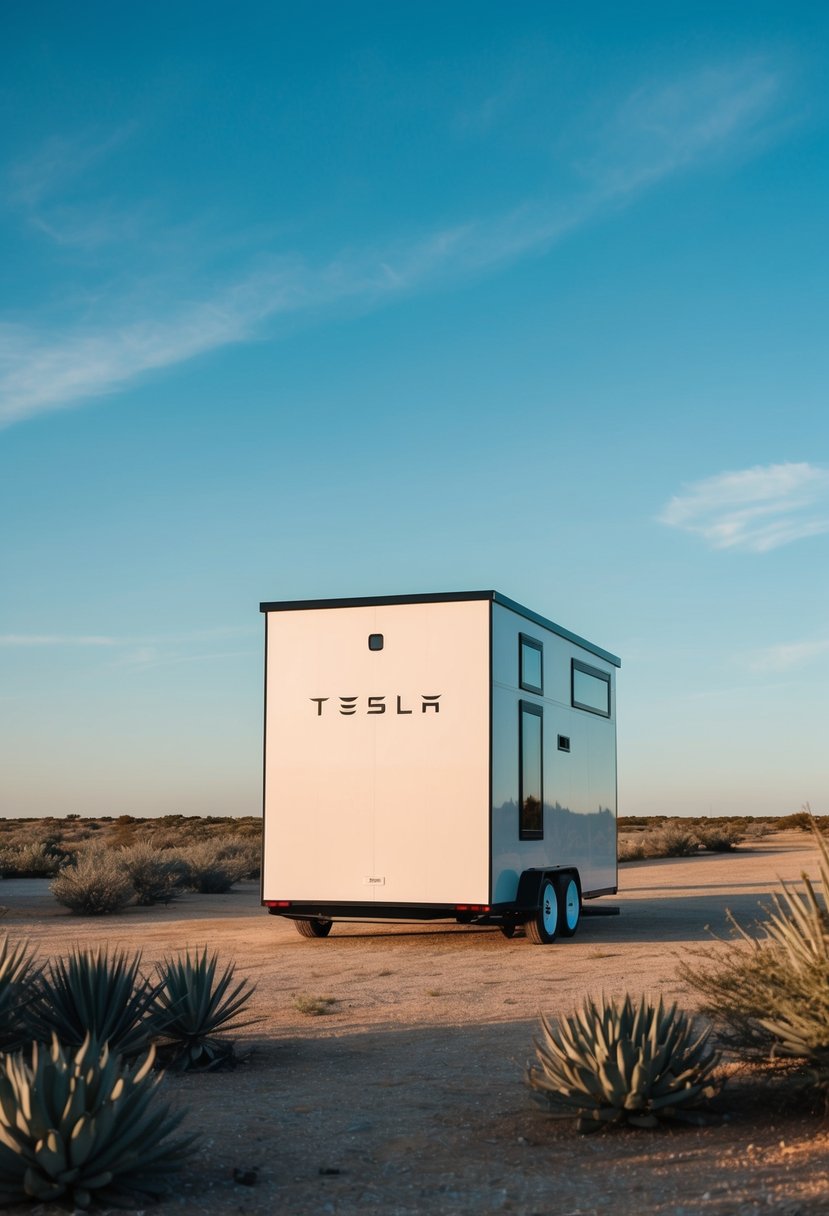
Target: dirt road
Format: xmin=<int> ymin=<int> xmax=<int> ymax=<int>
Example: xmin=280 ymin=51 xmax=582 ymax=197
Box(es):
xmin=2 ymin=831 xmax=828 ymax=1215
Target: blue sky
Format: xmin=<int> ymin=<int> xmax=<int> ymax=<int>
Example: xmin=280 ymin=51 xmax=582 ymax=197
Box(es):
xmin=1 ymin=2 xmax=827 ymax=819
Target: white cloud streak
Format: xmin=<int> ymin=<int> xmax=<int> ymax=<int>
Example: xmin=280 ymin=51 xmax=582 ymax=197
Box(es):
xmin=749 ymin=636 xmax=829 ymax=672
xmin=659 ymin=463 xmax=829 ymax=552
xmin=0 ymin=634 xmax=117 ymax=647
xmin=0 ymin=56 xmax=786 ymax=428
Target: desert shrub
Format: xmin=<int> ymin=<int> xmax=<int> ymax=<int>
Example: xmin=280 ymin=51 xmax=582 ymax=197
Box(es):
xmin=118 ymin=840 xmax=189 ymax=906
xmin=173 ymin=839 xmax=250 ymax=893
xmin=643 ymin=824 xmax=700 ymax=858
xmin=685 ymin=815 xmax=829 ymax=1076
xmin=696 ymin=825 xmax=744 ymax=852
xmin=0 ymin=841 xmax=67 ymax=878
xmin=0 ymin=1035 xmax=193 ymax=1209
xmin=774 ymin=811 xmax=814 ymax=831
xmin=0 ymin=937 xmax=43 ymax=1052
xmin=525 ymin=993 xmax=720 ymax=1132
xmin=151 ymin=948 xmax=258 ymax=1070
xmin=213 ymin=836 xmax=261 ymax=880
xmin=292 ymin=994 xmax=337 ymax=1016
xmin=50 ymin=847 xmax=135 ymax=914
xmin=617 ymin=836 xmax=647 ymax=862
xmin=27 ymin=946 xmax=158 ymax=1059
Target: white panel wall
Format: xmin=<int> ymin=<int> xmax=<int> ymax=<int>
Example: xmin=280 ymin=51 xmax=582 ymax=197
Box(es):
xmin=263 ymin=599 xmax=490 ymax=904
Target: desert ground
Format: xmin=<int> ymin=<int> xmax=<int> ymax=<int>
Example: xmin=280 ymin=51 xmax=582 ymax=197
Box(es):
xmin=3 ymin=831 xmax=829 ymax=1216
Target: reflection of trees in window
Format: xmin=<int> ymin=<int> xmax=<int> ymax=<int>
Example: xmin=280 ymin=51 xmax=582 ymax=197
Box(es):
xmin=522 ymin=794 xmax=542 ymax=836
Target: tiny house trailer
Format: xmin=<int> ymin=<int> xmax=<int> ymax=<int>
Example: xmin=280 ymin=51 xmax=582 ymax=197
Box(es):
xmin=260 ymin=591 xmax=620 ymax=944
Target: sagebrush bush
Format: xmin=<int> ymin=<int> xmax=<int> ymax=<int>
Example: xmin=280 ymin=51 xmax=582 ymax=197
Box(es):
xmin=0 ymin=841 xmax=66 ymax=879
xmin=50 ymin=847 xmax=134 ymax=914
xmin=696 ymin=825 xmax=744 ymax=852
xmin=617 ymin=836 xmax=647 ymax=862
xmin=0 ymin=1035 xmax=193 ymax=1209
xmin=685 ymin=814 xmax=829 ymax=1076
xmin=118 ymin=840 xmax=188 ymax=905
xmin=645 ymin=824 xmax=700 ymax=858
xmin=526 ymin=993 xmax=720 ymax=1132
xmin=174 ymin=839 xmax=249 ymax=893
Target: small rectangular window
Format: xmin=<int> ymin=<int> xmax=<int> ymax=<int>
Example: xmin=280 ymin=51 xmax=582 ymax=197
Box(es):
xmin=519 ymin=701 xmax=543 ymax=840
xmin=571 ymin=659 xmax=611 ymax=717
xmin=519 ymin=634 xmax=543 ymax=695
xmin=557 ymin=734 xmax=571 ymax=752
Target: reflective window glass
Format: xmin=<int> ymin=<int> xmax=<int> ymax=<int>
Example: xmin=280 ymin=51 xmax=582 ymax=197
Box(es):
xmin=519 ymin=702 xmax=543 ymax=839
xmin=571 ymin=660 xmax=611 ymax=717
xmin=519 ymin=635 xmax=543 ymax=694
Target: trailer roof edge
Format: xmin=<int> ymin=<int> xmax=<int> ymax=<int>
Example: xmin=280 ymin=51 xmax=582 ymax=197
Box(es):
xmin=259 ymin=591 xmax=621 ymax=668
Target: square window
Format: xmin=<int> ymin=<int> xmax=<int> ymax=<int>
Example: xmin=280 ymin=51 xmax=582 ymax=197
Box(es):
xmin=368 ymin=634 xmax=384 ymax=651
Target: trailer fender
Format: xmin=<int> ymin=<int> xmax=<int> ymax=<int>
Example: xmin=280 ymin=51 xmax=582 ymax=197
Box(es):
xmin=516 ymin=868 xmax=580 ymax=916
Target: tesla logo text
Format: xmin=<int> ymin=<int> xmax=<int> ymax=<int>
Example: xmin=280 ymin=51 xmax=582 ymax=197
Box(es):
xmin=311 ymin=695 xmax=441 ymax=716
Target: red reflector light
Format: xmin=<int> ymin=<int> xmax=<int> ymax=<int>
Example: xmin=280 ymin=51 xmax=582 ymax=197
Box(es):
xmin=455 ymin=904 xmax=469 ymax=911
xmin=455 ymin=904 xmax=491 ymax=913
xmin=265 ymin=900 xmax=291 ymax=908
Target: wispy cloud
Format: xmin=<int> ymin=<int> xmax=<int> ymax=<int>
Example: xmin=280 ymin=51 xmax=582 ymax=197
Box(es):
xmin=0 ymin=626 xmax=254 ymax=655
xmin=748 ymin=636 xmax=829 ymax=672
xmin=0 ymin=634 xmax=117 ymax=647
xmin=659 ymin=463 xmax=829 ymax=552
xmin=588 ymin=57 xmax=781 ymax=195
xmin=0 ymin=56 xmax=788 ymax=428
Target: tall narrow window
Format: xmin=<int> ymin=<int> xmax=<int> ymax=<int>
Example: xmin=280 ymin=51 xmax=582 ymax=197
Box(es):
xmin=519 ymin=701 xmax=543 ymax=840
xmin=519 ymin=634 xmax=543 ymax=695
xmin=571 ymin=659 xmax=611 ymax=717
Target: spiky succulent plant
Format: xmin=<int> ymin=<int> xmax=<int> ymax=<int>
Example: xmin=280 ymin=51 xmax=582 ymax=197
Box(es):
xmin=151 ymin=947 xmax=258 ymax=1070
xmin=526 ymin=993 xmax=721 ymax=1132
xmin=0 ymin=935 xmax=43 ymax=1053
xmin=27 ymin=946 xmax=158 ymax=1059
xmin=0 ymin=1035 xmax=193 ymax=1209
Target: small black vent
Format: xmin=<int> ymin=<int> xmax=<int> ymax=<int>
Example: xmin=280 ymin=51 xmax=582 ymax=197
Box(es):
xmin=557 ymin=735 xmax=571 ymax=752
xmin=368 ymin=633 xmax=384 ymax=651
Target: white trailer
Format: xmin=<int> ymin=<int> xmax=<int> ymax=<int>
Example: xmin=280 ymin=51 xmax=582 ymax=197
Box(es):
xmin=260 ymin=591 xmax=620 ymax=944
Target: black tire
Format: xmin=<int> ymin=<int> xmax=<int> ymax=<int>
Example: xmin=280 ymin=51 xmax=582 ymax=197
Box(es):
xmin=555 ymin=874 xmax=581 ymax=938
xmin=294 ymin=918 xmax=333 ymax=939
xmin=525 ymin=878 xmax=559 ymax=945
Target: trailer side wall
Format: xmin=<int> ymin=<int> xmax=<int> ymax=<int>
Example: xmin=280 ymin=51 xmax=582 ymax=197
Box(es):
xmin=490 ymin=602 xmax=617 ymax=902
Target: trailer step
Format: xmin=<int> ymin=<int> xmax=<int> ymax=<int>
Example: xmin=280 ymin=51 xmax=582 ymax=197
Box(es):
xmin=581 ymin=905 xmax=620 ymax=917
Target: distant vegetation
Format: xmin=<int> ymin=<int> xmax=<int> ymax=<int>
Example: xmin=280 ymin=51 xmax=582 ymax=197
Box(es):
xmin=617 ymin=811 xmax=827 ymax=862
xmin=0 ymin=816 xmax=261 ymax=914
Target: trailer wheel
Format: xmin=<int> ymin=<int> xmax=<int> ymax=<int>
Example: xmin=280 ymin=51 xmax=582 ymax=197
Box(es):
xmin=525 ymin=879 xmax=559 ymax=945
xmin=555 ymin=875 xmax=581 ymax=938
xmin=293 ymin=918 xmax=333 ymax=939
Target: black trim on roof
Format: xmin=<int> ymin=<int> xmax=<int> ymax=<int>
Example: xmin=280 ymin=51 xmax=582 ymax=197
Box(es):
xmin=258 ymin=590 xmax=621 ymax=667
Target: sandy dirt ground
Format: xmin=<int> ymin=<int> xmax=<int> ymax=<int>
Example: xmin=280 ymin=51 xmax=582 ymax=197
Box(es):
xmin=3 ymin=831 xmax=829 ymax=1215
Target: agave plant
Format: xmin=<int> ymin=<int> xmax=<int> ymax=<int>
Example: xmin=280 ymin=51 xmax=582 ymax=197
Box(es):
xmin=0 ymin=1034 xmax=193 ymax=1209
xmin=0 ymin=936 xmax=43 ymax=1053
xmin=526 ymin=993 xmax=720 ymax=1132
xmin=151 ymin=948 xmax=258 ymax=1070
xmin=27 ymin=947 xmax=158 ymax=1059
